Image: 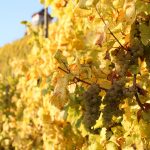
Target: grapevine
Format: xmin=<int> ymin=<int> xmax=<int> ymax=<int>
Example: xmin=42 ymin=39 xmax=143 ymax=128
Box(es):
xmin=0 ymin=0 xmax=150 ymax=149
xmin=82 ymin=84 xmax=102 ymax=133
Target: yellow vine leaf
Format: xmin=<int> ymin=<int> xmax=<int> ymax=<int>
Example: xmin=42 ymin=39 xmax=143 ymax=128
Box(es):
xmin=50 ymin=75 xmax=69 ymax=109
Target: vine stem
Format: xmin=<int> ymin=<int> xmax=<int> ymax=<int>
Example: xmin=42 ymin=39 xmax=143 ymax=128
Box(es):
xmin=44 ymin=4 xmax=48 ymax=38
xmin=134 ymin=93 xmax=145 ymax=111
xmin=58 ymin=66 xmax=69 ymax=74
xmin=133 ymin=74 xmax=136 ymax=89
xmin=58 ymin=67 xmax=91 ymax=85
xmin=95 ymin=6 xmax=127 ymax=51
xmin=133 ymin=74 xmax=145 ymax=111
xmin=58 ymin=67 xmax=107 ymax=91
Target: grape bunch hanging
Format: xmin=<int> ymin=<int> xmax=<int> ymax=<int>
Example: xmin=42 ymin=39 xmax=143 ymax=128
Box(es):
xmin=82 ymin=84 xmax=102 ymax=133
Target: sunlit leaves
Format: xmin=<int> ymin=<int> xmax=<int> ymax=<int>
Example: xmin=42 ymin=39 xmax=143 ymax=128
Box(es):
xmin=54 ymin=49 xmax=68 ymax=69
xmin=0 ymin=0 xmax=150 ymax=149
xmin=40 ymin=0 xmax=53 ymax=7
xmin=78 ymin=0 xmax=99 ymax=9
xmin=50 ymin=75 xmax=69 ymax=109
xmin=136 ymin=0 xmax=150 ymax=14
xmin=124 ymin=1 xmax=136 ymax=22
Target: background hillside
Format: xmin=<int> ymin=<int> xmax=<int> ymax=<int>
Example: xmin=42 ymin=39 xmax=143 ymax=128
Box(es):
xmin=0 ymin=35 xmax=32 ymax=76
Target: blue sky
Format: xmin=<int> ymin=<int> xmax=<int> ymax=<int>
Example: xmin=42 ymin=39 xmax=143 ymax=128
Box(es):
xmin=0 ymin=0 xmax=45 ymax=47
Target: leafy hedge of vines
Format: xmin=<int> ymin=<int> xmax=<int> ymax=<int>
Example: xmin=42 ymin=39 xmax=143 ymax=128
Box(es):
xmin=0 ymin=0 xmax=150 ymax=149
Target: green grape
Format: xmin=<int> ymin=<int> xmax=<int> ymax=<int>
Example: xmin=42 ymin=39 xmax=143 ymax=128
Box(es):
xmin=111 ymin=48 xmax=131 ymax=76
xmin=111 ymin=17 xmax=146 ymax=79
xmin=129 ymin=17 xmax=145 ymax=71
xmin=101 ymin=79 xmax=126 ymax=128
xmin=130 ymin=20 xmax=140 ymax=40
xmin=82 ymin=84 xmax=102 ymax=133
xmin=123 ymin=86 xmax=135 ymax=98
xmin=130 ymin=37 xmax=144 ymax=57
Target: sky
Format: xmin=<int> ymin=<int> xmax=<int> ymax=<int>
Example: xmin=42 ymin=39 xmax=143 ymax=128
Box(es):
xmin=0 ymin=0 xmax=45 ymax=47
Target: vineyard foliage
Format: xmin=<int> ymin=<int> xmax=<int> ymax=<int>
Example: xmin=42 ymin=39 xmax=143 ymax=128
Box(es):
xmin=0 ymin=0 xmax=150 ymax=149
xmin=0 ymin=35 xmax=32 ymax=76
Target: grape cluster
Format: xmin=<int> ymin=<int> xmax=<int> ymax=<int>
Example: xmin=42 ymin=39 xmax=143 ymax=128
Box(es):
xmin=129 ymin=19 xmax=144 ymax=65
xmin=101 ymin=78 xmax=126 ymax=128
xmin=130 ymin=20 xmax=141 ymax=40
xmin=130 ymin=37 xmax=144 ymax=65
xmin=111 ymin=48 xmax=131 ymax=76
xmin=111 ymin=19 xmax=144 ymax=77
xmin=123 ymin=86 xmax=135 ymax=98
xmin=105 ymin=17 xmax=148 ymax=129
xmin=82 ymin=84 xmax=102 ymax=133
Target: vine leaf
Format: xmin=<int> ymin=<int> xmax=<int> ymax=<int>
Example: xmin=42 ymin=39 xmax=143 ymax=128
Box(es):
xmin=140 ymin=23 xmax=150 ymax=46
xmin=54 ymin=49 xmax=68 ymax=70
xmin=124 ymin=2 xmax=136 ymax=22
xmin=50 ymin=75 xmax=69 ymax=109
xmin=78 ymin=0 xmax=99 ymax=9
xmin=94 ymin=32 xmax=106 ymax=47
